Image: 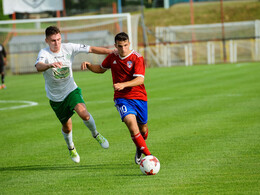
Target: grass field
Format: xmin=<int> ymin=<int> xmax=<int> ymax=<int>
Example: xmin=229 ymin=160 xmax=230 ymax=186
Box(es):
xmin=0 ymin=62 xmax=259 ymax=194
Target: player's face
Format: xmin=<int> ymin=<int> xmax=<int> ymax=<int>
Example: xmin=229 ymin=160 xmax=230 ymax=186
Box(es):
xmin=45 ymin=33 xmax=62 ymax=53
xmin=115 ymin=40 xmax=131 ymax=57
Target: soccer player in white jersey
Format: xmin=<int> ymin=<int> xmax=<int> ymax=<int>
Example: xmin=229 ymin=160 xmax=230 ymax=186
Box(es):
xmin=35 ymin=26 xmax=111 ymax=163
xmin=81 ymin=32 xmax=152 ymax=165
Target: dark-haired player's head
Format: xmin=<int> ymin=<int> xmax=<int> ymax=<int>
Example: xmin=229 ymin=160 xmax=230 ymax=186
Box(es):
xmin=45 ymin=26 xmax=60 ymax=38
xmin=114 ymin=32 xmax=131 ymax=57
xmin=45 ymin=26 xmax=62 ymax=53
xmin=115 ymin=32 xmax=129 ymax=43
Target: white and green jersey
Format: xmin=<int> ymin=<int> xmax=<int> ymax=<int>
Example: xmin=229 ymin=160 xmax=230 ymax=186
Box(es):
xmin=35 ymin=43 xmax=90 ymax=102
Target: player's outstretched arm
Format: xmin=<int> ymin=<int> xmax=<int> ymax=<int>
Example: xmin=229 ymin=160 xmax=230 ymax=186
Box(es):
xmin=114 ymin=76 xmax=144 ymax=91
xmin=89 ymin=46 xmax=114 ymax=55
xmin=81 ymin=61 xmax=106 ymax=74
xmin=35 ymin=62 xmax=62 ymax=72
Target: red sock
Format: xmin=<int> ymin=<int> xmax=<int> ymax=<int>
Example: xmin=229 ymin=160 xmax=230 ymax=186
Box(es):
xmin=142 ymin=129 xmax=148 ymax=140
xmin=131 ymin=133 xmax=151 ymax=156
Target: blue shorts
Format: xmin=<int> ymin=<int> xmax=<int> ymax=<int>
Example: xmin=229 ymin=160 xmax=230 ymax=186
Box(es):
xmin=114 ymin=98 xmax=148 ymax=124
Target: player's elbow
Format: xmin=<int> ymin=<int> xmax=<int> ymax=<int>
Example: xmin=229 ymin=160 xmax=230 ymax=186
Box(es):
xmin=98 ymin=67 xmax=107 ymax=74
xmin=100 ymin=69 xmax=106 ymax=74
xmin=138 ymin=76 xmax=144 ymax=85
xmin=35 ymin=64 xmax=40 ymax=72
xmin=35 ymin=64 xmax=43 ymax=72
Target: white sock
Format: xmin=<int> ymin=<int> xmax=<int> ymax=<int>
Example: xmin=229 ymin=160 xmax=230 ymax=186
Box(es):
xmin=83 ymin=113 xmax=98 ymax=138
xmin=61 ymin=129 xmax=74 ymax=150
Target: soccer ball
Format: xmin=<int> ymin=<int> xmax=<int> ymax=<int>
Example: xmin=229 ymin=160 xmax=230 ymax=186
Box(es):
xmin=140 ymin=155 xmax=160 ymax=175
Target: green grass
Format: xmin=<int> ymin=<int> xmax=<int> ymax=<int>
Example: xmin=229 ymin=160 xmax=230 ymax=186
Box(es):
xmin=0 ymin=62 xmax=260 ymax=194
xmin=144 ymin=1 xmax=260 ymax=27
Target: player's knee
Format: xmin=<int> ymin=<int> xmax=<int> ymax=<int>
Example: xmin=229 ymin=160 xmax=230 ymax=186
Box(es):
xmin=128 ymin=127 xmax=140 ymax=136
xmin=81 ymin=114 xmax=90 ymax=121
xmin=62 ymin=126 xmax=71 ymax=133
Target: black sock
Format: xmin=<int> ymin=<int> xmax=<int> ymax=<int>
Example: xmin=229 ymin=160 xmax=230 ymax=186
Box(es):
xmin=1 ymin=74 xmax=4 ymax=84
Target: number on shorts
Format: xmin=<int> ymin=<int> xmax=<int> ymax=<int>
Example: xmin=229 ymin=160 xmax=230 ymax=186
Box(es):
xmin=117 ymin=105 xmax=127 ymax=116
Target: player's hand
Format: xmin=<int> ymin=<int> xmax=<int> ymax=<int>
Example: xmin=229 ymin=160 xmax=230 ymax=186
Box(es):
xmin=113 ymin=83 xmax=125 ymax=91
xmin=50 ymin=62 xmax=62 ymax=69
xmin=112 ymin=48 xmax=118 ymax=55
xmin=81 ymin=61 xmax=91 ymax=70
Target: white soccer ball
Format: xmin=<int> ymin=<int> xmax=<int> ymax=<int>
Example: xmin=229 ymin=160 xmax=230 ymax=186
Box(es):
xmin=140 ymin=155 xmax=160 ymax=175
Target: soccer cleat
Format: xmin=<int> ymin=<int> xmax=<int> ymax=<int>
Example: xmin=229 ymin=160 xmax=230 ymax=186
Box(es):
xmin=69 ymin=148 xmax=80 ymax=163
xmin=135 ymin=147 xmax=143 ymax=165
xmin=95 ymin=133 xmax=109 ymax=149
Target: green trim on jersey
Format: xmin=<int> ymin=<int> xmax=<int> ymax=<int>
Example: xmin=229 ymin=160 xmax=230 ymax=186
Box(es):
xmin=50 ymin=87 xmax=85 ymax=124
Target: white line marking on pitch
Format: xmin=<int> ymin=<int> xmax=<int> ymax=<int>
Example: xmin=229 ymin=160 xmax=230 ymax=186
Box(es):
xmin=0 ymin=100 xmax=38 ymax=110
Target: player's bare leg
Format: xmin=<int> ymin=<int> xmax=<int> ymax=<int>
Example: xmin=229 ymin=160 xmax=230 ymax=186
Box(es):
xmin=74 ymin=103 xmax=109 ymax=149
xmin=123 ymin=114 xmax=140 ymax=136
xmin=62 ymin=118 xmax=80 ymax=163
xmin=138 ymin=123 xmax=148 ymax=140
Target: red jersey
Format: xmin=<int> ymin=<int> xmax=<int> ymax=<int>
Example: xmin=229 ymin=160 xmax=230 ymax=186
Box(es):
xmin=101 ymin=50 xmax=147 ymax=101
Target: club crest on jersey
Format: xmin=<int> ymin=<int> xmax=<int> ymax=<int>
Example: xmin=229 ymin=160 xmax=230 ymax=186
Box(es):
xmin=127 ymin=61 xmax=133 ymax=68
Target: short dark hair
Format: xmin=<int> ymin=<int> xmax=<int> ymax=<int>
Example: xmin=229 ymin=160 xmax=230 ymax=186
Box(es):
xmin=45 ymin=26 xmax=60 ymax=37
xmin=115 ymin=32 xmax=129 ymax=43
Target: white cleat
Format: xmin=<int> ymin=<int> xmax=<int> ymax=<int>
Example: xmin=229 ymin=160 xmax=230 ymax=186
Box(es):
xmin=95 ymin=133 xmax=109 ymax=149
xmin=135 ymin=147 xmax=143 ymax=165
xmin=69 ymin=148 xmax=80 ymax=163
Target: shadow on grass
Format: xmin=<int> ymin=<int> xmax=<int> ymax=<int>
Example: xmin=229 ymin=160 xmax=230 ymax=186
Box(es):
xmin=0 ymin=163 xmax=143 ymax=177
xmin=0 ymin=163 xmax=126 ymax=171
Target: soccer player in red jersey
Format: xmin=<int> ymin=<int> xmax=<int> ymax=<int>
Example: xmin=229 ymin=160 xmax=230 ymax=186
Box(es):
xmin=81 ymin=32 xmax=152 ymax=164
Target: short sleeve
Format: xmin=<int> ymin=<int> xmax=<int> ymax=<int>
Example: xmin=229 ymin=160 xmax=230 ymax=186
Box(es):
xmin=63 ymin=43 xmax=90 ymax=55
xmin=133 ymin=56 xmax=145 ymax=78
xmin=35 ymin=49 xmax=47 ymax=65
xmin=101 ymin=53 xmax=113 ymax=69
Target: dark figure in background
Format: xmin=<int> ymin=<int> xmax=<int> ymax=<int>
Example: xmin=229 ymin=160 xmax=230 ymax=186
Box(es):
xmin=0 ymin=44 xmax=7 ymax=89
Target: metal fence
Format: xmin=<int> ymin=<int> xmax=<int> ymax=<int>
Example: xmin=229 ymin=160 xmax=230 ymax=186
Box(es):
xmin=139 ymin=20 xmax=260 ymax=67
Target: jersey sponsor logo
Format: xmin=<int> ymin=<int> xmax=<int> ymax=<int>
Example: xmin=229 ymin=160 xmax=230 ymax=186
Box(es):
xmin=127 ymin=61 xmax=133 ymax=68
xmin=53 ymin=66 xmax=70 ymax=79
xmin=113 ymin=60 xmax=117 ymax=64
xmin=54 ymin=55 xmax=65 ymax=60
